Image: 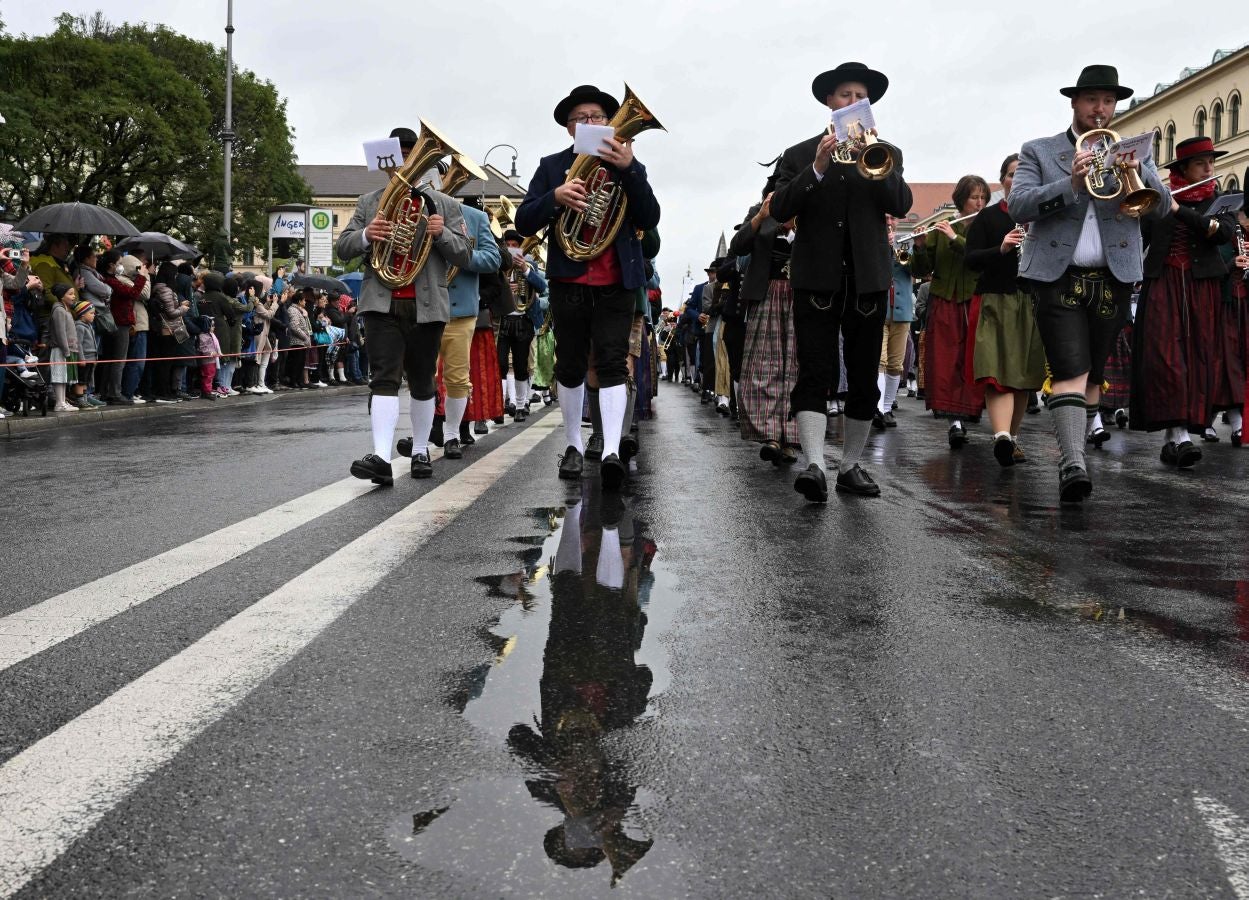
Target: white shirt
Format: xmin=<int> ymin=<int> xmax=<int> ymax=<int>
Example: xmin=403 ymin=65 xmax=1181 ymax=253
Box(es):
xmin=1071 ymin=201 xmax=1106 ymax=268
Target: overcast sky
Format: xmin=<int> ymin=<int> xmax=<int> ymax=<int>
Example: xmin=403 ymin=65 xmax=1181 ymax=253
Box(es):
xmin=5 ymin=1 xmax=1246 ymax=299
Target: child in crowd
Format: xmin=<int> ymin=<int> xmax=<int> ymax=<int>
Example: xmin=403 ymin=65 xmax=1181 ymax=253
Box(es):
xmin=48 ymin=283 xmax=80 ymax=412
xmin=72 ymin=300 xmax=103 ymax=408
xmin=196 ymin=315 xmax=221 ymax=400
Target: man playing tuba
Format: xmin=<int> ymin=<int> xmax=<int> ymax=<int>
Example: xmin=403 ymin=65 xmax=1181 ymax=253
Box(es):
xmin=515 ymin=84 xmax=661 ymax=490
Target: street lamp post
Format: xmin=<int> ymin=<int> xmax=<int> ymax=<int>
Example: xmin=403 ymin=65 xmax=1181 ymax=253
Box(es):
xmin=222 ymin=0 xmax=235 ymax=263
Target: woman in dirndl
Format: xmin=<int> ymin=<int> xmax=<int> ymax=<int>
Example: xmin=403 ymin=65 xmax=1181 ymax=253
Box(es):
xmin=730 ymin=188 xmax=800 ymax=468
xmin=1131 ymin=136 xmax=1239 ymax=470
xmin=467 ymin=253 xmax=508 ymax=434
xmin=964 ymin=153 xmax=1047 ymax=466
xmin=1206 ymin=203 xmax=1249 ymax=445
xmin=910 ymin=175 xmax=990 ymax=448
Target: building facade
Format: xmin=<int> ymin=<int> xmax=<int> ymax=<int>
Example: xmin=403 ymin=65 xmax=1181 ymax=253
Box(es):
xmin=1113 ymin=46 xmax=1247 ymax=192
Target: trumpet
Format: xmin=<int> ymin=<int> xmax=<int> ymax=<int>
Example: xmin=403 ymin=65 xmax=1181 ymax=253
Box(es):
xmin=1077 ymin=123 xmax=1160 ymax=218
xmin=826 ymin=121 xmax=899 ymax=181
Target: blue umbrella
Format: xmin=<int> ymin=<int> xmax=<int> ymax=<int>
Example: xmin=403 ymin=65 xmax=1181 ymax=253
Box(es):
xmin=338 ymin=271 xmax=363 ymax=300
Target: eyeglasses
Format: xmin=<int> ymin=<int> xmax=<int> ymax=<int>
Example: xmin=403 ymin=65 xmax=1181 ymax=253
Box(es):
xmin=567 ymin=113 xmax=609 ymax=125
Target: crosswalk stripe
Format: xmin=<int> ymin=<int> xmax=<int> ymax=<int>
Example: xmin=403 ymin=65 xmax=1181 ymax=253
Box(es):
xmin=0 ymin=419 xmax=540 ymax=671
xmin=0 ymin=415 xmax=556 ymax=898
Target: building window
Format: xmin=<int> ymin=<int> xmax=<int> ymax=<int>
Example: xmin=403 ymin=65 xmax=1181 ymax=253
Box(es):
xmin=1153 ymin=129 xmax=1162 ymax=162
xmin=332 ymin=213 xmax=339 ymax=227
xmin=1231 ymin=93 xmax=1241 ymax=136
xmin=1165 ymin=122 xmax=1176 ymax=160
xmin=1195 ymin=107 xmax=1206 ymax=137
xmin=243 ymin=247 xmax=255 ymax=266
xmin=1212 ymin=100 xmax=1223 ymax=142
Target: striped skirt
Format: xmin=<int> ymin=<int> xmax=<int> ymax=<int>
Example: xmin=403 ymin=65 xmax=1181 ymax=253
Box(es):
xmin=739 ymin=279 xmax=799 ymax=446
xmin=466 ymin=327 xmax=504 ymax=422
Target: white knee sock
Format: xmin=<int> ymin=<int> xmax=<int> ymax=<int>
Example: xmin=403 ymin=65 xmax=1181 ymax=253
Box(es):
xmin=370 ymin=395 xmax=400 ymax=459
xmin=1087 ymin=411 xmax=1104 ymax=434
xmin=599 ymin=383 xmax=627 ymax=458
xmin=876 ymin=373 xmax=887 ymax=413
xmin=840 ymin=416 xmax=871 ymax=473
xmin=506 ymin=373 xmax=516 ymax=405
xmin=408 ymin=397 xmax=435 ymax=455
xmin=444 ymin=396 xmax=468 ymax=438
xmin=516 ymin=380 xmax=529 ymax=407
xmin=952 ymin=418 xmax=963 ymax=430
xmin=560 ymin=381 xmax=585 ymax=452
xmin=257 ymin=360 xmax=268 ymax=386
xmin=883 ymin=374 xmax=901 ymax=410
xmin=1231 ymin=409 xmax=1244 ymax=431
xmin=796 ymin=410 xmax=828 ymax=472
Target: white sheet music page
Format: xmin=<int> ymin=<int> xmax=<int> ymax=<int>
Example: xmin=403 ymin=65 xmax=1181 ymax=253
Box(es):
xmin=829 ymin=98 xmax=876 ymax=142
xmin=1104 ymin=132 xmax=1154 ymax=168
xmin=364 ymin=138 xmax=404 ymax=172
xmin=573 ymin=123 xmax=616 ymax=157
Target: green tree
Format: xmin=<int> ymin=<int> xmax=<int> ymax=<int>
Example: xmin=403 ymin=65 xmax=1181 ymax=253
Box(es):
xmin=0 ymin=13 xmax=308 ymax=261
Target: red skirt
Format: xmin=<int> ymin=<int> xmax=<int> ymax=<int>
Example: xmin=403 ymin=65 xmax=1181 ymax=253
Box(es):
xmin=466 ymin=327 xmax=503 ymax=422
xmin=1130 ymin=267 xmax=1222 ymax=430
xmin=924 ymin=294 xmax=985 ymax=419
xmin=1212 ymin=284 xmax=1247 ymax=410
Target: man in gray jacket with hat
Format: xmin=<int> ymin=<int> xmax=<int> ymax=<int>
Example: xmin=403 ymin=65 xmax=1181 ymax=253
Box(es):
xmin=1008 ymin=64 xmax=1169 ymax=503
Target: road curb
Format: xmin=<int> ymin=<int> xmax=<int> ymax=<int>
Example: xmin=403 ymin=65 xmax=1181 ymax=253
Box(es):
xmin=1 ymin=386 xmax=370 ymax=440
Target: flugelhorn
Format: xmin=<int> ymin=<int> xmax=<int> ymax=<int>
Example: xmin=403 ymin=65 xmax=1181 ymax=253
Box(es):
xmin=1077 ymin=124 xmax=1160 ymax=218
xmin=370 ymin=120 xmax=463 ymax=289
xmin=826 ymin=121 xmax=899 ymax=181
xmin=555 ymin=83 xmax=665 ymax=262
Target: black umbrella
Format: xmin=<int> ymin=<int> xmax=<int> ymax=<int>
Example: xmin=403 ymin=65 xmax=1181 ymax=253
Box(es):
xmin=117 ymin=231 xmax=199 ymax=261
xmin=290 ymin=272 xmax=352 ymax=294
xmin=14 ymin=202 xmax=140 ymax=237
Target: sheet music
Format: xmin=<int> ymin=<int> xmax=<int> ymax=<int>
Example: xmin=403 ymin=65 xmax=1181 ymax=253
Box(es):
xmin=829 ymin=98 xmax=876 ymax=142
xmin=573 ymin=123 xmax=615 ymax=157
xmin=1103 ymin=132 xmax=1154 ymax=168
xmin=364 ymin=138 xmax=404 ymax=172
xmin=1208 ymin=193 xmax=1244 ymax=216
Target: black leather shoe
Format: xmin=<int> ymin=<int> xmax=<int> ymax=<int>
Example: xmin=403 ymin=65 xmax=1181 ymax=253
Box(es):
xmin=872 ymin=411 xmax=887 ymax=430
xmin=993 ymin=435 xmax=1017 ymax=467
xmin=883 ymin=411 xmax=897 ymax=427
xmin=505 ymin=401 xmax=516 ymax=416
xmin=1059 ymin=464 xmax=1093 ymax=502
xmin=410 ymin=451 xmax=433 ymax=479
xmin=600 ymin=453 xmax=626 ymax=491
xmin=460 ymin=422 xmax=475 ymax=445
xmin=1176 ymin=440 xmax=1202 ymax=468
xmin=397 ymin=436 xmax=412 ymax=457
xmin=429 ymin=416 xmax=445 ymax=448
xmin=1160 ymin=441 xmax=1179 ymax=465
xmin=1233 ymin=429 xmax=1243 ymax=448
xmin=1087 ymin=426 xmax=1110 ymax=448
xmin=350 ymin=453 xmax=393 ymax=486
xmin=778 ymin=446 xmax=799 ymax=467
xmin=492 ymin=416 xmax=505 ymax=425
xmin=700 ymin=391 xmax=710 ymax=405
xmin=1114 ymin=408 xmax=1129 ymax=429
xmin=716 ymin=401 xmax=729 ymax=416
xmin=948 ymin=423 xmax=968 ymax=449
xmin=443 ymin=438 xmax=463 ymax=459
xmin=835 ymin=464 xmax=881 ymax=496
xmin=584 ymin=432 xmax=604 ymax=461
xmin=793 ymin=464 xmax=828 ymax=503
xmin=620 ymin=432 xmax=639 ymax=464
xmin=1026 ymin=393 xmax=1040 ymax=414
xmin=474 ymin=421 xmax=489 ymax=435
xmin=1202 ymin=427 xmax=1220 ymax=443
xmin=759 ymin=440 xmax=781 ymax=462
xmin=515 ymin=404 xmax=528 ymax=422
xmin=558 ymin=446 xmax=584 ymax=480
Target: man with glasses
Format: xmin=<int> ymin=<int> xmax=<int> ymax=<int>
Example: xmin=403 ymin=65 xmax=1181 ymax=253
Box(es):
xmin=516 ymin=84 xmax=661 ymax=490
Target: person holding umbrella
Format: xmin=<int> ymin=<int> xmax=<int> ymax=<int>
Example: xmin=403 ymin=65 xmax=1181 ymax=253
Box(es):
xmin=29 ymin=234 xmax=74 ymax=342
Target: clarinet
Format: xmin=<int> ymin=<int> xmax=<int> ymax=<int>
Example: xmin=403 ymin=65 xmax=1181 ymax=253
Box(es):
xmin=1238 ymin=226 xmax=1248 ymax=281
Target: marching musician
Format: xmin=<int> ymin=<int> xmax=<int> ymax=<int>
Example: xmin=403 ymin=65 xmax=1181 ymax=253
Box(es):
xmin=497 ymin=228 xmax=548 ymax=424
xmin=875 ymin=215 xmax=916 ymax=432
xmin=1130 ymin=136 xmax=1238 ymax=468
xmin=770 ymin=62 xmax=913 ymax=502
xmin=339 ymin=126 xmax=473 ymax=485
xmin=516 ymin=84 xmax=661 ymax=490
xmin=1008 ymin=65 xmax=1169 ymax=503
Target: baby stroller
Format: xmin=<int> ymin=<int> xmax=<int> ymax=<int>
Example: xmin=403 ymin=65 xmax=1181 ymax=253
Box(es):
xmin=1 ymin=340 xmax=50 ymax=417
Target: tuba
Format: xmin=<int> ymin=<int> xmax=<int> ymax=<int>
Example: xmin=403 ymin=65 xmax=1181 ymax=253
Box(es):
xmin=441 ymin=153 xmax=490 ymax=285
xmin=1077 ymin=125 xmax=1160 ymax=218
xmin=555 ymin=84 xmax=665 ymax=262
xmin=369 ymin=120 xmax=463 ymax=290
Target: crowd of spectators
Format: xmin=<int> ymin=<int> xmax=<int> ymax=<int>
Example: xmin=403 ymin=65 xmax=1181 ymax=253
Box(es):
xmin=0 ymin=233 xmax=367 ymax=418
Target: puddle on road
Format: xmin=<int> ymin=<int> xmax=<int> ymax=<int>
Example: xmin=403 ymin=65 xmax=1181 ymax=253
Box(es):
xmin=393 ymin=480 xmax=682 ymax=892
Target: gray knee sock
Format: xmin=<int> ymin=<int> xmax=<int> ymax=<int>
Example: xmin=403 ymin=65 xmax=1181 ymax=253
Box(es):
xmin=1049 ymin=392 xmax=1087 ymax=470
xmin=796 ymin=410 xmax=828 ymax=472
xmin=840 ymin=416 xmax=872 ymax=473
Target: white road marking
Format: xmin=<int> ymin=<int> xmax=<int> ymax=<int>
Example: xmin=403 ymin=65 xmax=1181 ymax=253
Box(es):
xmin=1195 ymin=796 xmax=1249 ymax=899
xmin=0 ymin=419 xmax=533 ymax=672
xmin=0 ymin=417 xmax=556 ymax=898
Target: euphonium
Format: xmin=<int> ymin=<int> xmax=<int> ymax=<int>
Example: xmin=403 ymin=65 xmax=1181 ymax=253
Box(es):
xmin=507 ymin=232 xmax=546 ymax=312
xmin=442 ymin=153 xmax=490 ymax=285
xmin=369 ymin=120 xmax=463 ymax=289
xmin=1077 ymin=125 xmax=1160 ymax=218
xmin=555 ymin=84 xmax=665 ymax=262
xmin=496 ymin=195 xmax=519 ymax=231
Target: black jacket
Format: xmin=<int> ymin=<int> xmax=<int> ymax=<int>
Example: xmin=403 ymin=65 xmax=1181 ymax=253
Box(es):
xmin=728 ymin=202 xmax=781 ymax=304
xmin=965 ymin=201 xmax=1023 ymax=295
xmin=1140 ymin=196 xmax=1236 ymax=281
xmin=770 ymin=134 xmax=912 ymax=294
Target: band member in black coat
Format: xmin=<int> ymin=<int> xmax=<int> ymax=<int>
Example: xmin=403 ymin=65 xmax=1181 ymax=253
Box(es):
xmin=771 ymin=62 xmax=913 ymax=502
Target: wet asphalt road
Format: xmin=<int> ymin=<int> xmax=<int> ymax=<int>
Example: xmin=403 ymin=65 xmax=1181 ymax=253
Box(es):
xmin=3 ymin=383 xmax=1249 ymax=898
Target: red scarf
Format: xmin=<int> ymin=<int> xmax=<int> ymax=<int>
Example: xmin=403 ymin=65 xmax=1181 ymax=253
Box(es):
xmin=1168 ymin=169 xmax=1217 ymax=204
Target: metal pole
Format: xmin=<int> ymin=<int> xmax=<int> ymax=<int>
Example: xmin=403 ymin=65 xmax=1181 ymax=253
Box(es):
xmin=223 ymin=0 xmax=235 ymax=260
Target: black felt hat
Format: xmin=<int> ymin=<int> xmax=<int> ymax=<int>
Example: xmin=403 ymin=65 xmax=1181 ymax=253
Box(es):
xmin=389 ymin=126 xmax=418 ymax=147
xmin=502 ymin=229 xmax=523 ymax=244
xmin=553 ymin=85 xmax=619 ymax=126
xmin=811 ymin=62 xmax=888 ymax=104
xmin=1059 ymin=65 xmax=1133 ymax=101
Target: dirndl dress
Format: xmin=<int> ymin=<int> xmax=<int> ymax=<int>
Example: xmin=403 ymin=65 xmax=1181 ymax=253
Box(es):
xmin=739 ymin=278 xmax=799 ymax=446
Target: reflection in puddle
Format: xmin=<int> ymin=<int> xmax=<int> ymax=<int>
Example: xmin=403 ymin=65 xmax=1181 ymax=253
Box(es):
xmin=399 ymin=480 xmax=677 ymax=891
